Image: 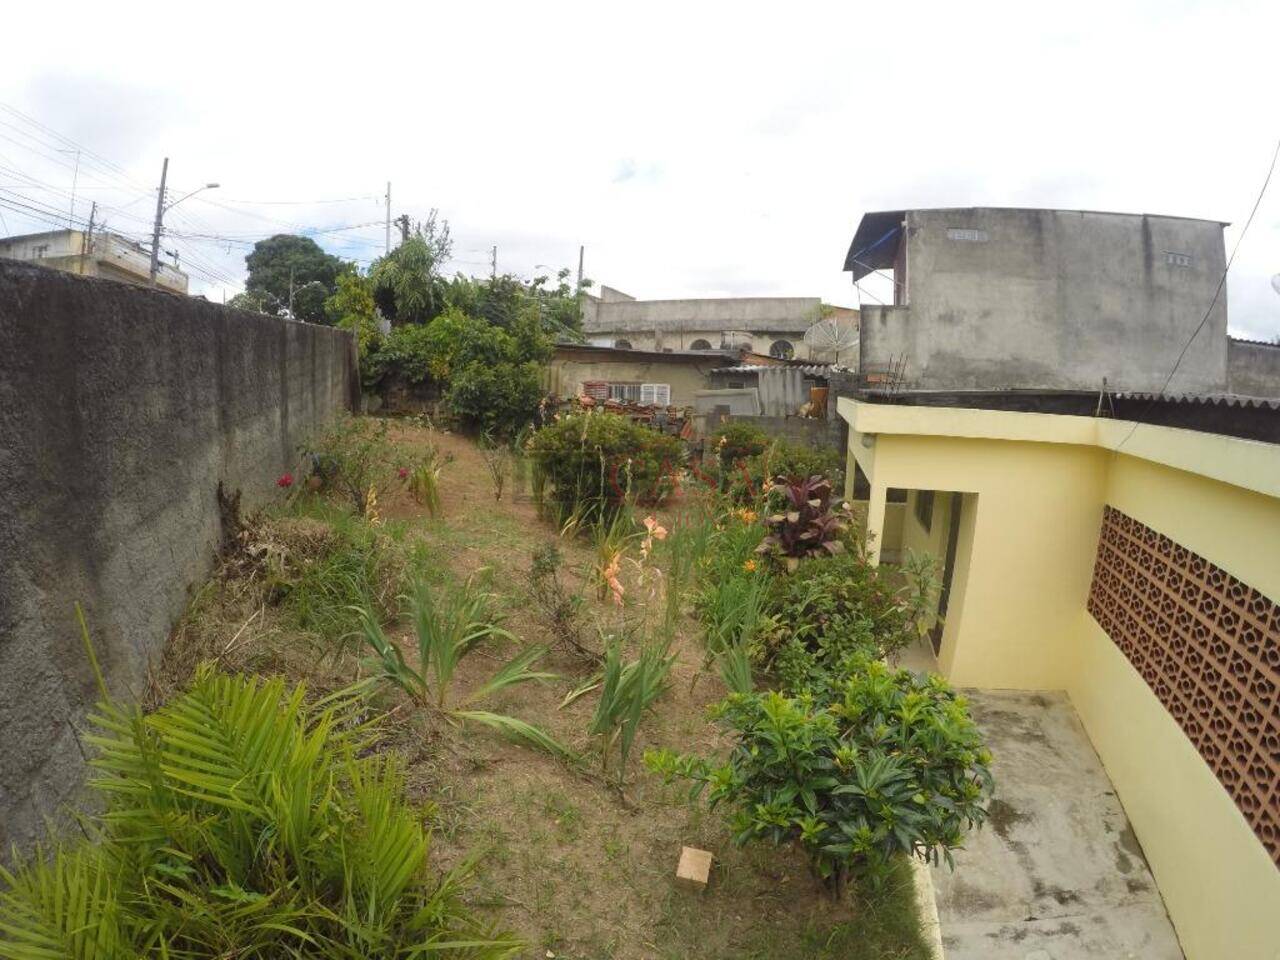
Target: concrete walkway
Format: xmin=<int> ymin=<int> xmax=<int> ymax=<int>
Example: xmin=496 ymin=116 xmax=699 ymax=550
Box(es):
xmin=930 ymin=689 xmax=1185 ymax=960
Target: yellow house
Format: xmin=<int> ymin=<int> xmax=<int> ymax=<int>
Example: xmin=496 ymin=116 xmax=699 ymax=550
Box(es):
xmin=840 ymin=392 xmax=1280 ymax=960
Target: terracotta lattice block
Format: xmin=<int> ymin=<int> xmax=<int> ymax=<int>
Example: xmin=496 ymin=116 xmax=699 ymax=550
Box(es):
xmin=1087 ymin=505 xmax=1280 ymax=868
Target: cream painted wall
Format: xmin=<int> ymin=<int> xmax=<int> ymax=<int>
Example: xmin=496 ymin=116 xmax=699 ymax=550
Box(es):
xmin=867 ymin=433 xmax=1107 ymax=689
xmin=837 ymin=398 xmax=1280 ymax=960
xmin=547 ymin=357 xmax=717 ymax=406
xmin=1066 ymin=454 xmax=1280 ymax=960
xmin=900 ymin=490 xmax=954 ymax=632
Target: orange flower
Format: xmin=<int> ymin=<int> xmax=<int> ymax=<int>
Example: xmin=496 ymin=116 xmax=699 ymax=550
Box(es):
xmin=643 ymin=516 xmax=668 ymax=541
xmin=603 ymin=553 xmax=625 ymax=606
xmin=743 ymin=559 xmax=758 ymax=573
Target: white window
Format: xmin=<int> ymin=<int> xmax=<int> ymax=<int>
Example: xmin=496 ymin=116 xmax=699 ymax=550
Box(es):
xmin=609 ymin=382 xmax=642 ymax=402
xmin=640 ymin=383 xmax=671 ymax=406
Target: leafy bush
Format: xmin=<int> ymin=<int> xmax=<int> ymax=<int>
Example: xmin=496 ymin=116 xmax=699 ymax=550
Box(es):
xmin=526 ymin=411 xmax=683 ymax=517
xmin=447 ymin=359 xmax=544 ymax=438
xmin=647 ymin=660 xmax=993 ymax=897
xmin=726 ymin=439 xmax=844 ymax=503
xmin=711 ymin=421 xmax=769 ymax=468
xmin=305 ymin=416 xmax=403 ymax=515
xmin=0 ymin=665 xmax=520 ymax=958
xmin=757 ymin=476 xmax=854 ymax=571
xmin=761 ymin=550 xmax=913 ymax=692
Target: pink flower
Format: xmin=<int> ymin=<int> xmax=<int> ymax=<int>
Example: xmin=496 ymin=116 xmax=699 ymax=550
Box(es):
xmin=642 ymin=516 xmax=668 ymax=541
xmin=398 ymin=467 xmax=409 ymax=479
xmin=276 ymin=473 xmax=294 ymax=488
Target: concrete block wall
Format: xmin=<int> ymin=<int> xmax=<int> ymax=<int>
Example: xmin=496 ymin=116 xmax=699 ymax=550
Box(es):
xmin=0 ymin=261 xmax=358 ymax=849
xmin=1226 ymin=337 xmax=1280 ymax=398
xmin=705 ymin=410 xmax=846 ymax=453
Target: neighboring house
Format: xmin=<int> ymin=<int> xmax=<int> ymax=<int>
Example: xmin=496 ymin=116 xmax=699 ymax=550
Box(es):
xmin=546 ymin=343 xmax=736 ymax=408
xmin=843 ymin=207 xmax=1277 ymax=394
xmin=580 ymin=285 xmax=857 ymax=361
xmin=841 ymin=390 xmax=1280 ymax=959
xmin=703 ymin=360 xmax=834 ymax=418
xmin=0 ymin=228 xmax=189 ymax=294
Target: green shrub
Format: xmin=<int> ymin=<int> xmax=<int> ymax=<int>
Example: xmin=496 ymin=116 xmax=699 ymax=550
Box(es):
xmin=446 ymin=359 xmax=544 ymax=438
xmin=709 ymin=422 xmax=769 ymax=490
xmin=647 ymin=660 xmax=993 ymax=897
xmin=526 ymin=411 xmax=683 ymax=517
xmin=0 ymin=666 xmax=520 ymax=958
xmin=757 ymin=476 xmax=854 ymax=572
xmin=726 ymin=439 xmax=844 ymax=503
xmin=304 ymin=415 xmax=404 ymax=515
xmin=760 ymin=550 xmax=911 ymax=692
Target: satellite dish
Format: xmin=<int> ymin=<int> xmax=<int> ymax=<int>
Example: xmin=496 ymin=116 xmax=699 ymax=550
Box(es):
xmin=803 ymin=318 xmax=859 ymax=364
xmin=1270 ymin=273 xmax=1280 ymax=296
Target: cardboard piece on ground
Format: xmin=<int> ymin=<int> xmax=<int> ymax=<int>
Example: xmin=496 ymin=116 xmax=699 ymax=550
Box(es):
xmin=676 ymin=846 xmax=713 ymax=891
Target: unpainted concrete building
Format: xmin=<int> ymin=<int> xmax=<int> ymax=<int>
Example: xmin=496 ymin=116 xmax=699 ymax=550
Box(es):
xmin=581 ymin=285 xmax=857 ymax=361
xmin=846 ymin=208 xmax=1238 ymax=394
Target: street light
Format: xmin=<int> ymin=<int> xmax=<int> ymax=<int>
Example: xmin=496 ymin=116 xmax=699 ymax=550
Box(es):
xmin=165 ymin=182 xmax=220 ymax=213
xmin=148 ymin=154 xmax=219 ymax=286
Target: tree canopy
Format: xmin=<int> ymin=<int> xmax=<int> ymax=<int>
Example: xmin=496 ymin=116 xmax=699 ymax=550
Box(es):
xmin=244 ymin=234 xmax=347 ymax=323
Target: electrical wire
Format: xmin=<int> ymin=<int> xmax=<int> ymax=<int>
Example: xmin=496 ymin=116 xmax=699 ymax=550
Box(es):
xmin=1112 ymin=135 xmax=1280 ymax=452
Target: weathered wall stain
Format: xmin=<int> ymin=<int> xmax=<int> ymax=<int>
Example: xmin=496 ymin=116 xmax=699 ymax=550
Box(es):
xmin=0 ymin=261 xmax=357 ymax=850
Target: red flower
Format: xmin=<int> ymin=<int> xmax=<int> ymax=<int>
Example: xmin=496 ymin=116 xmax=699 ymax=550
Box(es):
xmin=277 ymin=473 xmax=294 ymax=488
xmin=398 ymin=467 xmax=409 ymax=479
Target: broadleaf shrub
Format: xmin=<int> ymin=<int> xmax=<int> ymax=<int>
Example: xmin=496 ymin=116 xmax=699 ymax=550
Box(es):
xmin=647 ymin=659 xmax=993 ymax=897
xmin=757 ymin=476 xmax=854 ymax=571
xmin=526 ymin=411 xmax=682 ymax=518
xmin=761 ymin=549 xmax=913 ymax=691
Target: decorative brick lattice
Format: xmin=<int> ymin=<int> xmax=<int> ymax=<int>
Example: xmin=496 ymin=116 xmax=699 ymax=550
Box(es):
xmin=1087 ymin=506 xmax=1280 ymax=867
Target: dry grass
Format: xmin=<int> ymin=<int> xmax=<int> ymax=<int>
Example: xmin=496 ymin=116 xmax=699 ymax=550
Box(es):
xmin=154 ymin=419 xmax=929 ymax=960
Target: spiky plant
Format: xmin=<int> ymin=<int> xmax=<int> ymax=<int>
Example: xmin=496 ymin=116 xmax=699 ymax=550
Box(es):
xmin=588 ymin=637 xmax=675 ymax=784
xmin=0 ymin=656 xmax=521 ymax=959
xmin=357 ymin=579 xmax=572 ymax=759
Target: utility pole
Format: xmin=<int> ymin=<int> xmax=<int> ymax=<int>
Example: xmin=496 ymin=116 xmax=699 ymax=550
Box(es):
xmin=394 ymin=214 xmax=411 ymax=245
xmin=288 ymin=265 xmax=295 ymax=317
xmin=384 ymin=182 xmax=391 ymax=255
xmin=576 ymin=244 xmax=584 ymax=293
xmin=491 ymin=245 xmax=497 ymax=280
xmin=81 ymin=201 xmax=96 ymax=275
xmin=148 ymin=157 xmax=170 ymax=286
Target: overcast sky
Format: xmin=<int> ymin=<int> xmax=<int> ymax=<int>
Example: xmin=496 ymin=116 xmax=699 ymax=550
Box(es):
xmin=2 ymin=0 xmax=1278 ymax=338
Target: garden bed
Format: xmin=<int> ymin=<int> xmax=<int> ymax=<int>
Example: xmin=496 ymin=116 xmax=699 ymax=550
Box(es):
xmin=11 ymin=418 xmax=947 ymax=960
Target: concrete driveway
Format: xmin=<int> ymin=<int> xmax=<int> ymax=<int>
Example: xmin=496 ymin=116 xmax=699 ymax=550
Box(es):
xmin=930 ymin=689 xmax=1185 ymax=960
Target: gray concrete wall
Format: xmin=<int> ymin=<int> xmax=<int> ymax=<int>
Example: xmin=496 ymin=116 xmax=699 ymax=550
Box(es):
xmin=0 ymin=261 xmax=357 ymax=849
xmin=860 ymin=209 xmax=1229 ymax=393
xmin=1226 ymin=337 xmax=1280 ymax=398
xmin=703 ymin=410 xmax=845 ymax=454
xmin=582 ymin=293 xmax=823 ymax=335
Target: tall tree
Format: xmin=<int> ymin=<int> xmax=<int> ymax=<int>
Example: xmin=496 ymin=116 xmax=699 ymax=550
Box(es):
xmin=244 ymin=234 xmax=347 ymax=323
xmin=370 ymin=211 xmax=453 ymax=325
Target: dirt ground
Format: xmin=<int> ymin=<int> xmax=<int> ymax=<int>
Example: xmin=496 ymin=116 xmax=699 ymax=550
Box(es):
xmin=158 ymin=420 xmax=928 ymax=960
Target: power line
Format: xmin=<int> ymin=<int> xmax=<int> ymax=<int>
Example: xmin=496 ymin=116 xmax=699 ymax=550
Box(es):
xmin=1113 ymin=135 xmax=1280 ymax=452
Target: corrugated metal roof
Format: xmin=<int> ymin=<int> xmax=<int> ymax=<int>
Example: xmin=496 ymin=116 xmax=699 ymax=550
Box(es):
xmin=711 ymin=364 xmax=842 ymax=376
xmin=1114 ymin=391 xmax=1280 ymax=411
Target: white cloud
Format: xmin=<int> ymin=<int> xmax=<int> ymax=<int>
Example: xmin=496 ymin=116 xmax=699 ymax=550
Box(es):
xmin=0 ymin=0 xmax=1277 ymax=334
